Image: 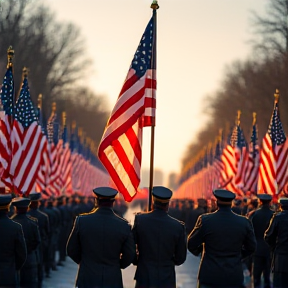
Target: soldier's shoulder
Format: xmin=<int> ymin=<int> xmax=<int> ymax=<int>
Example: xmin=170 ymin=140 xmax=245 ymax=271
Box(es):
xmin=27 ymin=215 xmax=38 ymax=224
xmin=167 ymin=214 xmax=185 ymax=226
xmin=9 ymin=218 xmax=23 ymax=229
xmin=113 ymin=212 xmax=129 ymax=224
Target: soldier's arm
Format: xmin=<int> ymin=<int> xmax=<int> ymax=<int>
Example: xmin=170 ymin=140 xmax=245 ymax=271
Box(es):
xmin=242 ymin=219 xmax=256 ymax=259
xmin=15 ymin=224 xmax=27 ymax=270
xmin=131 ymin=214 xmax=139 ymax=265
xmin=120 ymin=225 xmax=136 ymax=269
xmin=66 ymin=216 xmax=81 ymax=264
xmin=264 ymin=213 xmax=278 ymax=248
xmin=173 ymin=223 xmax=187 ymax=265
xmin=187 ymin=215 xmax=204 ymax=256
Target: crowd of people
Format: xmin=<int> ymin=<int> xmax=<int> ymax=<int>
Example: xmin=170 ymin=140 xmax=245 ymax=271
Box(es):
xmin=0 ymin=187 xmax=287 ymax=288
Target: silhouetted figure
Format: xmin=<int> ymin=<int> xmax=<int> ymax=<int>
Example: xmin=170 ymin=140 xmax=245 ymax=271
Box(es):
xmin=250 ymin=194 xmax=274 ymax=288
xmin=67 ymin=187 xmax=135 ymax=288
xmin=132 ymin=186 xmax=187 ymax=288
xmin=265 ymin=197 xmax=288 ymax=288
xmin=11 ymin=197 xmax=41 ymax=288
xmin=188 ymin=189 xmax=256 ymax=288
xmin=0 ymin=194 xmax=27 ymax=288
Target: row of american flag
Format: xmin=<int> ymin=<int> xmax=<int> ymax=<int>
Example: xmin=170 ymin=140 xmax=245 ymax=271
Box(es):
xmin=175 ymin=89 xmax=288 ymax=201
xmin=0 ymin=12 xmax=157 ymax=203
xmin=0 ymin=56 xmax=112 ymax=198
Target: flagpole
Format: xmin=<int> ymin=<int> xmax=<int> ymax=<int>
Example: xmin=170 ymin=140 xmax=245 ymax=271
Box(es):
xmin=148 ymin=0 xmax=159 ymax=211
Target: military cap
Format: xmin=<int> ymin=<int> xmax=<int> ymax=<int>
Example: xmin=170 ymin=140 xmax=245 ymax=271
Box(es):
xmin=0 ymin=194 xmax=12 ymax=208
xmin=93 ymin=187 xmax=118 ymax=199
xmin=257 ymin=194 xmax=272 ymax=202
xmin=11 ymin=197 xmax=31 ymax=208
xmin=213 ymin=189 xmax=236 ymax=202
xmin=57 ymin=195 xmax=65 ymax=203
xmin=278 ymin=198 xmax=288 ymax=206
xmin=233 ymin=199 xmax=242 ymax=206
xmin=152 ymin=186 xmax=172 ymax=203
xmin=29 ymin=191 xmax=42 ymax=201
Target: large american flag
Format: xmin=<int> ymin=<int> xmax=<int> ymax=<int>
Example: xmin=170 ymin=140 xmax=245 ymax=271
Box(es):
xmin=0 ymin=65 xmax=14 ymax=189
xmin=258 ymin=91 xmax=288 ymax=195
xmin=10 ymin=71 xmax=47 ymax=195
xmin=243 ymin=113 xmax=259 ymax=193
xmin=98 ymin=16 xmax=156 ymax=202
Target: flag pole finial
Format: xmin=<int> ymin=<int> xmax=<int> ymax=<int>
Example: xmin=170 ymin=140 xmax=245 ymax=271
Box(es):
xmin=38 ymin=94 xmax=42 ymax=109
xmin=274 ymin=89 xmax=280 ymax=103
xmin=7 ymin=46 xmax=14 ymax=68
xmin=151 ymin=0 xmax=159 ymax=9
xmin=22 ymin=67 xmax=28 ymax=78
xmin=252 ymin=112 xmax=257 ymax=125
xmin=237 ymin=110 xmax=241 ymax=125
xmin=52 ymin=102 xmax=56 ymax=113
xmin=62 ymin=111 xmax=66 ymax=126
xmin=72 ymin=120 xmax=76 ymax=131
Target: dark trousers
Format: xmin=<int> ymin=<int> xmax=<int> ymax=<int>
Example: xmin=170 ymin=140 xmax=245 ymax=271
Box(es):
xmin=253 ymin=255 xmax=271 ymax=288
xmin=273 ymin=272 xmax=288 ymax=288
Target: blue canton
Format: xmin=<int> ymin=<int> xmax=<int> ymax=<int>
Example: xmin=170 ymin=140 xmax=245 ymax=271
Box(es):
xmin=14 ymin=76 xmax=37 ymax=128
xmin=268 ymin=102 xmax=286 ymax=146
xmin=0 ymin=66 xmax=14 ymax=116
xmin=130 ymin=17 xmax=154 ymax=78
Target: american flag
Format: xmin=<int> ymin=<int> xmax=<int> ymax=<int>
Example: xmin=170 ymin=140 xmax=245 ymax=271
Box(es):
xmin=243 ymin=113 xmax=259 ymax=193
xmin=221 ymin=124 xmax=242 ymax=195
xmin=0 ymin=64 xmax=14 ymax=189
xmin=10 ymin=70 xmax=47 ymax=195
xmin=98 ymin=16 xmax=156 ymax=202
xmin=60 ymin=121 xmax=72 ymax=194
xmin=233 ymin=117 xmax=248 ymax=191
xmin=258 ymin=90 xmax=288 ymax=195
xmin=46 ymin=108 xmax=62 ymax=196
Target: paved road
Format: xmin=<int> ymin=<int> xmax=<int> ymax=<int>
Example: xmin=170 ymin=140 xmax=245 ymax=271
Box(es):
xmin=43 ymin=252 xmax=200 ymax=288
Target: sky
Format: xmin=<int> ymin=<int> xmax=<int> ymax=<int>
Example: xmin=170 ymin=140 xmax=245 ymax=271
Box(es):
xmin=44 ymin=0 xmax=268 ymax=184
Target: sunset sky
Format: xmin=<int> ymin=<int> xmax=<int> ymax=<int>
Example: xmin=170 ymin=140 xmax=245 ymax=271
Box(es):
xmin=45 ymin=0 xmax=268 ymax=184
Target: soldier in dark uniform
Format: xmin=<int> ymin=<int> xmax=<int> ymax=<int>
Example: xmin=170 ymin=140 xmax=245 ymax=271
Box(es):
xmin=250 ymin=194 xmax=274 ymax=288
xmin=11 ymin=197 xmax=41 ymax=288
xmin=232 ymin=198 xmax=243 ymax=215
xmin=265 ymin=197 xmax=288 ymax=288
xmin=132 ymin=186 xmax=187 ymax=288
xmin=0 ymin=194 xmax=27 ymax=288
xmin=28 ymin=192 xmax=50 ymax=288
xmin=188 ymin=189 xmax=256 ymax=288
xmin=67 ymin=187 xmax=136 ymax=288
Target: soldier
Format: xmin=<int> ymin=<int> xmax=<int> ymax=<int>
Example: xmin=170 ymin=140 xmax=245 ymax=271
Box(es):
xmin=28 ymin=192 xmax=50 ymax=288
xmin=132 ymin=186 xmax=187 ymax=288
xmin=250 ymin=194 xmax=274 ymax=288
xmin=0 ymin=194 xmax=27 ymax=288
xmin=67 ymin=187 xmax=136 ymax=288
xmin=265 ymin=197 xmax=288 ymax=288
xmin=11 ymin=197 xmax=41 ymax=288
xmin=188 ymin=189 xmax=256 ymax=288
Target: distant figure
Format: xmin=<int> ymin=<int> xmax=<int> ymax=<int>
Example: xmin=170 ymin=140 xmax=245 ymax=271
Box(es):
xmin=11 ymin=197 xmax=41 ymax=288
xmin=232 ymin=199 xmax=243 ymax=215
xmin=188 ymin=189 xmax=256 ymax=288
xmin=250 ymin=194 xmax=274 ymax=288
xmin=185 ymin=198 xmax=206 ymax=235
xmin=0 ymin=194 xmax=27 ymax=288
xmin=67 ymin=187 xmax=136 ymax=288
xmin=132 ymin=186 xmax=187 ymax=288
xmin=265 ymin=197 xmax=288 ymax=288
xmin=28 ymin=192 xmax=50 ymax=288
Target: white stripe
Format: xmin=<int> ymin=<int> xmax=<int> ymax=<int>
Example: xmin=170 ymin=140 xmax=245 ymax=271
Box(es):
xmin=104 ymin=145 xmax=136 ymax=198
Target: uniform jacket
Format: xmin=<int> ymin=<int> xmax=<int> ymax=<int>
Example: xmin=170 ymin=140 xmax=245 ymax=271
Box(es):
xmin=0 ymin=212 xmax=27 ymax=287
xmin=11 ymin=213 xmax=41 ymax=266
xmin=132 ymin=209 xmax=187 ymax=288
xmin=188 ymin=206 xmax=256 ymax=287
xmin=249 ymin=205 xmax=274 ymax=256
xmin=66 ymin=206 xmax=136 ymax=288
xmin=265 ymin=210 xmax=288 ymax=274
